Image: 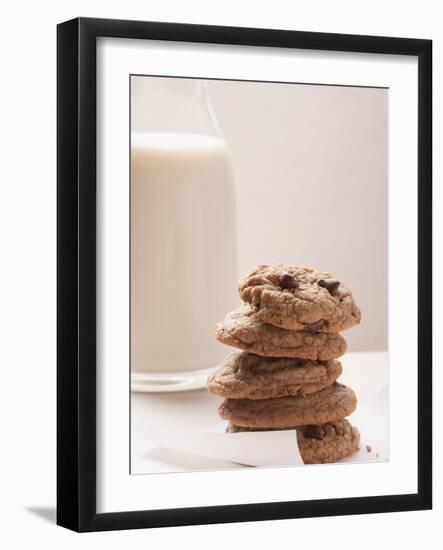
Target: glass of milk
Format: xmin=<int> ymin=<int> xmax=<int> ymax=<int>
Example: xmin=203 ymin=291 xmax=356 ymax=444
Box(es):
xmin=130 ymin=77 xmax=238 ymax=392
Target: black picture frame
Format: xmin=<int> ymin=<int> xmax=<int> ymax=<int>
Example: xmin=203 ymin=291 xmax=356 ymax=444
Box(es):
xmin=57 ymin=17 xmax=432 ymax=532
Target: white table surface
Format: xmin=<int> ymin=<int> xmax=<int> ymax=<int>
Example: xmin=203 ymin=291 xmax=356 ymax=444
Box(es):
xmin=131 ymin=351 xmax=388 ymax=474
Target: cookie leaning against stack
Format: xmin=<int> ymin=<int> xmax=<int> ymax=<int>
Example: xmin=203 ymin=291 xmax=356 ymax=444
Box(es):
xmin=207 ymin=264 xmax=362 ymax=465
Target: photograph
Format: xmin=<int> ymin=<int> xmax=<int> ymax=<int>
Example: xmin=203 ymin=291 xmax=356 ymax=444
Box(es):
xmin=0 ymin=0 xmax=436 ymax=543
xmin=56 ymin=16 xmax=432 ymax=533
xmin=130 ymin=75 xmax=389 ymax=474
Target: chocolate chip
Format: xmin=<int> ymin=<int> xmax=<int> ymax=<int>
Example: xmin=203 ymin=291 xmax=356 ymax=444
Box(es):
xmin=304 ymin=425 xmax=325 ymax=440
xmin=279 ymin=272 xmax=299 ymax=289
xmin=319 ymin=278 xmax=340 ymax=294
xmin=305 ymin=319 xmax=327 ymax=331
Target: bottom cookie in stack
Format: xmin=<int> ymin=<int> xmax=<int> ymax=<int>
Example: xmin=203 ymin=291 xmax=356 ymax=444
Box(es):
xmin=226 ymin=419 xmax=360 ymax=465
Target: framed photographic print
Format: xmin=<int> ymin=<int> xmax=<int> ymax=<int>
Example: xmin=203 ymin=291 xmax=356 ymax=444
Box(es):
xmin=57 ymin=17 xmax=432 ymax=532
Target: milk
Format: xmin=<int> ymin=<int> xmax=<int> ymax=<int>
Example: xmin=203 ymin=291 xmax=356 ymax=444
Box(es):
xmin=131 ymin=132 xmax=238 ymax=373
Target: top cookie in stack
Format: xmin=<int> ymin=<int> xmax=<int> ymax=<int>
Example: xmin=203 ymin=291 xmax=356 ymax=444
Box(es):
xmin=238 ymin=264 xmax=361 ymax=333
xmin=207 ymin=264 xmax=362 ymax=465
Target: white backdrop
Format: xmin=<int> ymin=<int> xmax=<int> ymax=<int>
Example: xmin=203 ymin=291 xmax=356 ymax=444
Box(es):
xmin=0 ymin=1 xmax=440 ymax=549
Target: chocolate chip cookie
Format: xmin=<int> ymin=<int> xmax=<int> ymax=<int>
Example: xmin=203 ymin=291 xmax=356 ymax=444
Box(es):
xmin=215 ymin=307 xmax=347 ymax=360
xmin=296 ymin=419 xmax=360 ymax=464
xmin=207 ymin=352 xmax=342 ymax=400
xmin=238 ymin=264 xmax=361 ymax=332
xmin=218 ymin=382 xmax=357 ymax=428
xmin=227 ymin=419 xmax=360 ymax=464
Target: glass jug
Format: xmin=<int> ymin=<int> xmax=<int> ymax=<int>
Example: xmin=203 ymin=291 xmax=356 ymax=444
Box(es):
xmin=130 ymin=76 xmax=238 ymax=392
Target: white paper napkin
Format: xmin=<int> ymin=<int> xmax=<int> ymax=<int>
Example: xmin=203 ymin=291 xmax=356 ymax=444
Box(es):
xmin=145 ymin=427 xmax=303 ymax=467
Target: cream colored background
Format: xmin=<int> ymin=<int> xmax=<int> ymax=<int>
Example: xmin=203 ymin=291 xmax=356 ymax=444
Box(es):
xmin=132 ymin=77 xmax=387 ymax=352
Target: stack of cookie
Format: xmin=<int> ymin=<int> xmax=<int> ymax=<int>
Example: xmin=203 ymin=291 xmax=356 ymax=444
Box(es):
xmin=207 ymin=264 xmax=361 ymax=464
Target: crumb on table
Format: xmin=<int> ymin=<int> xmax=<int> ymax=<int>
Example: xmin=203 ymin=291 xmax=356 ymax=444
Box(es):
xmin=366 ymin=445 xmax=372 ymax=453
